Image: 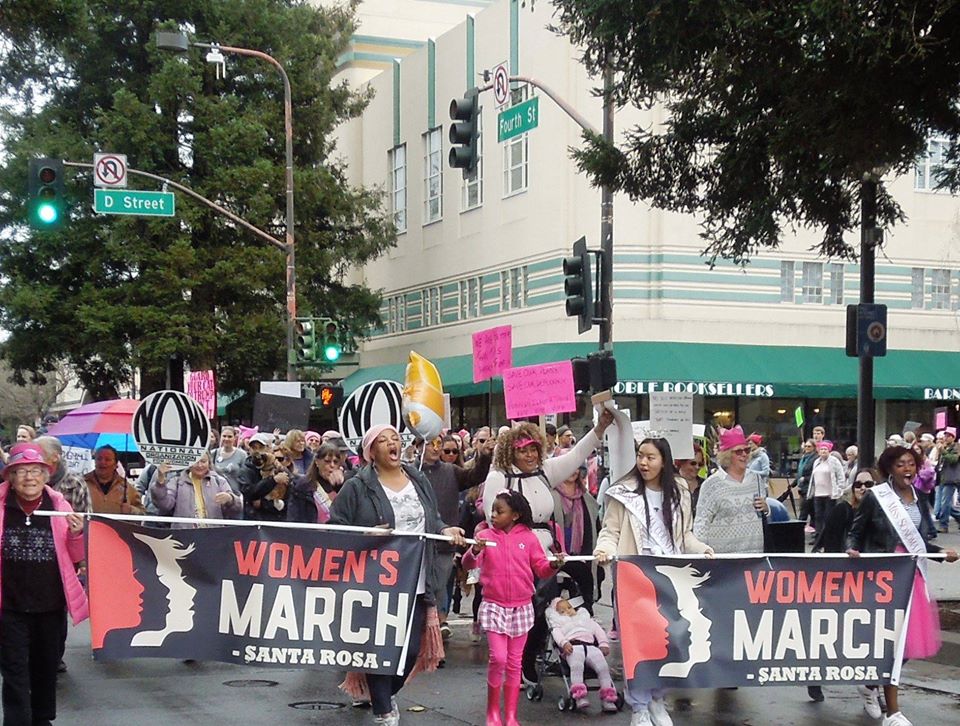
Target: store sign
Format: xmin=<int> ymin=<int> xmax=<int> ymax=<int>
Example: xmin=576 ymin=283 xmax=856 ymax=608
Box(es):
xmin=614 ymin=381 xmax=776 ymax=397
xmin=923 ymin=388 xmax=960 ymax=401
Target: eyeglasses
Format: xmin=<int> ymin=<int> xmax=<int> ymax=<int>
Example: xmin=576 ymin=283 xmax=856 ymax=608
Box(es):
xmin=730 ymin=448 xmax=750 ymax=456
xmin=475 ymin=438 xmax=489 ymax=444
xmin=14 ymin=467 xmax=45 ymax=478
xmin=441 ymin=448 xmax=459 ymax=455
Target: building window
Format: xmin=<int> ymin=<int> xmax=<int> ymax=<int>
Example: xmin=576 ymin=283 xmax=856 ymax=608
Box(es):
xmin=387 ymin=298 xmax=396 ymax=334
xmin=801 ymin=262 xmax=823 ymax=304
xmin=503 ymin=133 xmax=528 ymax=197
xmin=389 ymin=144 xmax=407 ymax=233
xmin=461 ymin=110 xmax=483 ymax=211
xmin=915 ymin=136 xmax=953 ymax=192
xmin=469 ymin=277 xmax=482 ymax=317
xmin=780 ymin=261 xmax=795 ymax=302
xmin=911 ymin=268 xmax=925 ymax=309
xmin=388 ymin=295 xmax=406 ymax=333
xmin=929 ymin=268 xmax=952 ymax=309
xmin=829 ymin=263 xmax=844 ymax=305
xmin=423 ymin=128 xmax=442 ymax=223
xmin=511 ymin=266 xmax=527 ymax=309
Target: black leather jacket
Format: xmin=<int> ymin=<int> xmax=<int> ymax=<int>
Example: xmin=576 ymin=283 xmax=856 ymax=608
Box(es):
xmin=846 ymin=485 xmax=941 ymax=554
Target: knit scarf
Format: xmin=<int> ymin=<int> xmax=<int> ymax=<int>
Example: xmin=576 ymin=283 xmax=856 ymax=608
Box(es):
xmin=557 ymin=486 xmax=585 ymax=555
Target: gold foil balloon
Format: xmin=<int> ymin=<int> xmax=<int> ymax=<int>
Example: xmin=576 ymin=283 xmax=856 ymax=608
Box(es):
xmin=402 ymin=351 xmax=445 ymax=441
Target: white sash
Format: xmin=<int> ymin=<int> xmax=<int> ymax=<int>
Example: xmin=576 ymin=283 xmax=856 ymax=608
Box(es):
xmin=606 ymin=483 xmax=676 ymax=555
xmin=871 ymin=482 xmax=928 ymax=581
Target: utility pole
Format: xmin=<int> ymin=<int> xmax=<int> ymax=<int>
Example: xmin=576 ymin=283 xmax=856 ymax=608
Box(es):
xmin=599 ymin=65 xmax=614 ymax=352
xmin=858 ymin=174 xmax=878 ymax=469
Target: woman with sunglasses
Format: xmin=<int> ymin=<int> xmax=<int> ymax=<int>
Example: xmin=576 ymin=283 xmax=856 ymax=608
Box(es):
xmin=438 ymin=435 xmax=465 ymax=467
xmin=847 ymin=446 xmax=958 ymax=726
xmin=814 ymin=468 xmax=877 ymax=553
xmin=694 ymin=426 xmax=769 ymax=555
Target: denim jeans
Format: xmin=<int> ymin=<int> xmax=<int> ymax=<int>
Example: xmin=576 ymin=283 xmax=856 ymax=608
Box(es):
xmin=936 ymin=483 xmax=960 ymax=528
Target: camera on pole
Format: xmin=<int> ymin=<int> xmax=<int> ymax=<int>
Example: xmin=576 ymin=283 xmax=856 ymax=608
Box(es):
xmin=27 ymin=158 xmax=65 ymax=229
xmin=449 ymin=87 xmax=479 ymax=179
xmin=563 ymin=236 xmax=594 ymax=334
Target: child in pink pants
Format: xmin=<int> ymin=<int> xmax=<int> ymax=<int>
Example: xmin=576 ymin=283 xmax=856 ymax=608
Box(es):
xmin=462 ymin=490 xmax=563 ymax=726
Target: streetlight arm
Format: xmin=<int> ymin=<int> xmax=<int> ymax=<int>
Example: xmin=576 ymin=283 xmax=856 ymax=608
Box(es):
xmin=478 ymin=74 xmax=600 ymax=136
xmin=63 ymin=161 xmax=286 ymax=251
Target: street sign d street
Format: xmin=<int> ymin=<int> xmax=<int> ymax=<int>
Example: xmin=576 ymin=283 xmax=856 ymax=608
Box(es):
xmin=94 ymin=189 xmax=175 ymax=217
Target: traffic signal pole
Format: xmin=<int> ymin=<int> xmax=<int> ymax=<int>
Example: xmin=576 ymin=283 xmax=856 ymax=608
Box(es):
xmin=599 ymin=65 xmax=614 ymax=352
xmin=858 ymin=175 xmax=879 ymax=470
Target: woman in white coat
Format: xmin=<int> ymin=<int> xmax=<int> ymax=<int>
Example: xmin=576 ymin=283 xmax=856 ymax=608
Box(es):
xmin=594 ymin=437 xmax=712 ymax=726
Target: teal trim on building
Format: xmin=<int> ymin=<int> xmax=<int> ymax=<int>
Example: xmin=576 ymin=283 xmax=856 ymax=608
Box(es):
xmin=427 ymin=39 xmax=436 ymax=129
xmin=337 ymin=50 xmax=402 ymax=67
xmin=466 ymin=15 xmax=475 ymax=89
xmin=393 ymin=60 xmax=401 ymax=147
xmin=351 ymin=35 xmax=426 ymax=50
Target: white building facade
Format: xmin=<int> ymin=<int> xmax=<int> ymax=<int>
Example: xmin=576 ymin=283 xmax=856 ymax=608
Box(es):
xmin=333 ymin=0 xmax=960 ymax=472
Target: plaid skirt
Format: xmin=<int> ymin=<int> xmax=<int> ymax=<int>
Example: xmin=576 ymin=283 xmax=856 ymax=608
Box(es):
xmin=478 ymin=600 xmax=535 ymax=637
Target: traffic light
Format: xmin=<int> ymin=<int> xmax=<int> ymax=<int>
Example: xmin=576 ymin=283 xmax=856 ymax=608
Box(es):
xmin=317 ymin=384 xmax=344 ymax=410
xmin=28 ymin=158 xmax=65 ymax=229
xmin=563 ymin=236 xmax=594 ymax=334
xmin=320 ymin=320 xmax=342 ymax=363
xmin=449 ymin=87 xmax=480 ymax=178
xmin=295 ymin=318 xmax=317 ymax=363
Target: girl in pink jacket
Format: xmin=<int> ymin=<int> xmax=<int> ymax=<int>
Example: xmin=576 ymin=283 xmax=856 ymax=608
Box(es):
xmin=462 ymin=490 xmax=563 ymax=726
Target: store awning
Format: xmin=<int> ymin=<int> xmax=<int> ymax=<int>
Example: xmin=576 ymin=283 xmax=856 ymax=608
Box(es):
xmin=341 ymin=342 xmax=960 ymax=401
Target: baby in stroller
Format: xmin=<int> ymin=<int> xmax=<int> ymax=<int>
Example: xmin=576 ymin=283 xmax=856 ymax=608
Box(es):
xmin=545 ymin=596 xmax=618 ymax=712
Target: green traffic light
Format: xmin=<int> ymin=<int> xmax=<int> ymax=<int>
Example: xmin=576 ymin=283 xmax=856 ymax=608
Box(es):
xmin=323 ymin=344 xmax=341 ymax=362
xmin=37 ymin=203 xmax=59 ymax=224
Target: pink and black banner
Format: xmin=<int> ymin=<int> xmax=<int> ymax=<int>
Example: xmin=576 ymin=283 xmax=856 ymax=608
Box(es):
xmin=615 ymin=555 xmax=917 ymax=688
xmin=87 ymin=519 xmax=424 ymax=674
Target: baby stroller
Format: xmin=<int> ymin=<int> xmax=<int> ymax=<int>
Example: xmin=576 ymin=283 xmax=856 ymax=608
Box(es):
xmin=525 ymin=575 xmax=625 ymax=713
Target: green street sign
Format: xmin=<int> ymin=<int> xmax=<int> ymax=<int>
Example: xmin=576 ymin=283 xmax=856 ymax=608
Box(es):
xmin=94 ymin=189 xmax=175 ymax=217
xmin=498 ymin=96 xmax=539 ymax=142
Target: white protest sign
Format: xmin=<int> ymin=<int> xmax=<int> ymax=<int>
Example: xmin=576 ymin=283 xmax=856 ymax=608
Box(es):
xmin=132 ymin=390 xmax=210 ymax=469
xmin=62 ymin=446 xmax=94 ymax=475
xmin=648 ymin=392 xmax=695 ymax=459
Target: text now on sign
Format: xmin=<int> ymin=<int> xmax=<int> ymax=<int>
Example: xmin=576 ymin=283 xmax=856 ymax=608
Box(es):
xmin=498 ymin=96 xmax=539 ymax=143
xmin=94 ymin=189 xmax=176 ymax=217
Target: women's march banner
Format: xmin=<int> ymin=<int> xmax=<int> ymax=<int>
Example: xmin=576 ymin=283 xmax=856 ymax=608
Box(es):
xmin=614 ymin=555 xmax=917 ymax=688
xmin=87 ymin=519 xmax=424 ymax=674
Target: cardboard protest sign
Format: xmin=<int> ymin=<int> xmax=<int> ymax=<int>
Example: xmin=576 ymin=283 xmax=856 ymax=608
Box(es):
xmin=615 ymin=554 xmax=915 ymax=689
xmin=502 ymin=361 xmax=576 ymax=420
xmin=252 ymin=393 xmax=311 ymax=433
xmin=87 ymin=519 xmax=424 ymax=674
xmin=472 ymin=325 xmax=512 ymax=382
xmin=132 ymin=390 xmax=209 ymax=469
xmin=649 ymin=392 xmax=695 ymax=459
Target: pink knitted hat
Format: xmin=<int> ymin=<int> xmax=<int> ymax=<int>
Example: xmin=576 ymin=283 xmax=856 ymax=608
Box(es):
xmin=718 ymin=426 xmax=748 ymax=452
xmin=362 ymin=424 xmax=400 ymax=463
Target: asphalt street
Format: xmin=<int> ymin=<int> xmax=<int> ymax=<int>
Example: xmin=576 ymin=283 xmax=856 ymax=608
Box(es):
xmin=53 ymin=530 xmax=960 ymax=725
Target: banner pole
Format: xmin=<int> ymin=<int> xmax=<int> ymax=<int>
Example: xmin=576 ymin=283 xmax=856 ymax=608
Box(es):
xmin=33 ymin=510 xmax=494 ymax=546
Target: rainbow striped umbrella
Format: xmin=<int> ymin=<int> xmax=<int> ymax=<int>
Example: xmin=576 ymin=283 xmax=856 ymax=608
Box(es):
xmin=47 ymin=399 xmax=141 ymax=452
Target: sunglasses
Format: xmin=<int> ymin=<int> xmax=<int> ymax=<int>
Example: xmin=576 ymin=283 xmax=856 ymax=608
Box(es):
xmin=441 ymin=448 xmax=459 ymax=454
xmin=475 ymin=438 xmax=489 ymax=444
xmin=853 ymin=480 xmax=875 ymax=489
xmin=730 ymin=448 xmax=750 ymax=456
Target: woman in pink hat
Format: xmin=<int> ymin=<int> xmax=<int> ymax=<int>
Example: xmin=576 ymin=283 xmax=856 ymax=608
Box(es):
xmin=329 ymin=424 xmax=466 ymax=726
xmin=0 ymin=443 xmax=87 ymax=724
xmin=694 ymin=426 xmax=769 ymax=554
xmin=810 ymin=440 xmax=846 ymax=538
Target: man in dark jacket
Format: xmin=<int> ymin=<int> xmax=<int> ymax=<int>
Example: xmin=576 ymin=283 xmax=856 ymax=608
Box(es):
xmin=238 ymin=433 xmax=287 ymax=520
xmin=420 ymin=435 xmax=494 ymax=637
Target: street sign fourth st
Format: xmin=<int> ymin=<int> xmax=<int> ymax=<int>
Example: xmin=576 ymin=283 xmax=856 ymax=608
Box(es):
xmin=94 ymin=189 xmax=175 ymax=217
xmin=498 ymin=96 xmax=539 ymax=142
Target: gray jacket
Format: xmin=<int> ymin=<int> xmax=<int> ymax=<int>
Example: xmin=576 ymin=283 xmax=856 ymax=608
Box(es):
xmin=329 ymin=463 xmax=450 ymax=606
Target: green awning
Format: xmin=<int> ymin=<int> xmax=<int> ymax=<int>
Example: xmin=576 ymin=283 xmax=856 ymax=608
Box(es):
xmin=341 ymin=342 xmax=960 ymax=401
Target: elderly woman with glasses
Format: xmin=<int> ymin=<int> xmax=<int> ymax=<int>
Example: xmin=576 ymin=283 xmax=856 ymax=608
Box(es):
xmin=0 ymin=443 xmax=87 ymax=725
xmin=693 ymin=426 xmax=769 ymax=554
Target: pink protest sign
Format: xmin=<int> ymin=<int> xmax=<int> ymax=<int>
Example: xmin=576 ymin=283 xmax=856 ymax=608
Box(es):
xmin=935 ymin=409 xmax=947 ymax=430
xmin=187 ymin=370 xmax=216 ymax=419
xmin=473 ymin=325 xmax=513 ymax=382
xmin=502 ymin=361 xmax=576 ymax=420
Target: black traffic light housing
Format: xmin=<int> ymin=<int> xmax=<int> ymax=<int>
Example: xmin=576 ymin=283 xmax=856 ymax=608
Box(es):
xmin=571 ymin=352 xmax=617 ymax=394
xmin=317 ymin=384 xmax=344 ymax=410
xmin=449 ymin=87 xmax=480 ymax=179
xmin=27 ymin=158 xmax=65 ymax=229
xmin=563 ymin=236 xmax=594 ymax=334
